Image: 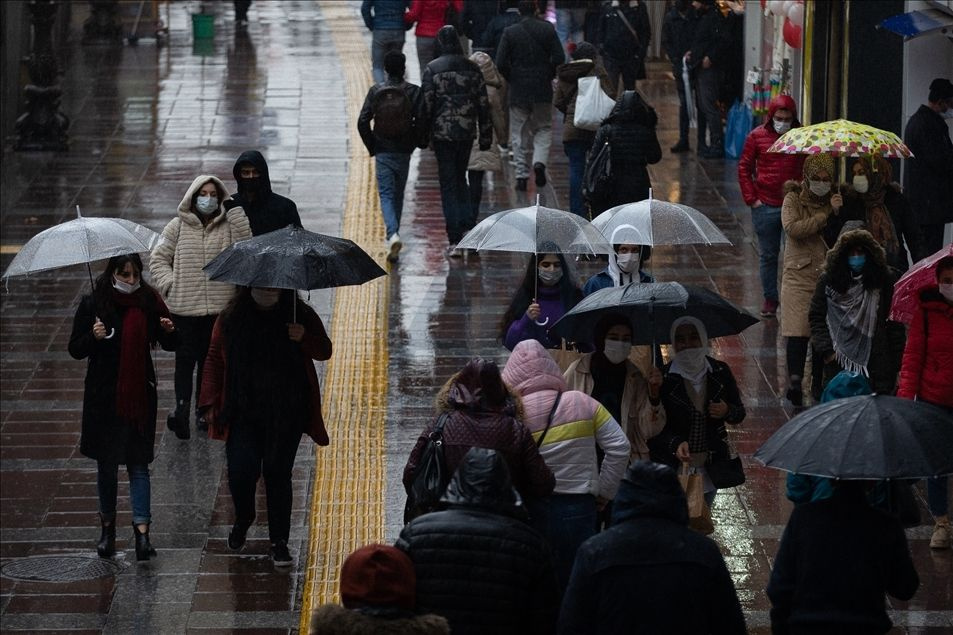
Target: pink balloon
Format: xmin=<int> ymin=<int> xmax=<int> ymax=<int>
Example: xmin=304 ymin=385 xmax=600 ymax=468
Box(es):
xmin=783 ymin=16 xmax=803 ymax=49
xmin=788 ymin=2 xmax=804 ymax=27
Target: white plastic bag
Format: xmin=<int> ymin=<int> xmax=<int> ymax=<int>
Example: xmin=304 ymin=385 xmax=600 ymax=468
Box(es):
xmin=573 ymin=76 xmax=615 ymax=131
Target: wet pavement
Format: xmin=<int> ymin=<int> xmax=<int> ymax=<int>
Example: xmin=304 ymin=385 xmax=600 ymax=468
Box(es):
xmin=1 ymin=1 xmax=950 ymax=633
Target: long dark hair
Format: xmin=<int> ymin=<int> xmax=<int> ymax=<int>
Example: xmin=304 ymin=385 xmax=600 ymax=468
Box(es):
xmin=92 ymin=254 xmax=157 ymax=323
xmin=220 ymin=286 xmax=302 ymax=334
xmin=499 ymin=252 xmax=582 ymax=340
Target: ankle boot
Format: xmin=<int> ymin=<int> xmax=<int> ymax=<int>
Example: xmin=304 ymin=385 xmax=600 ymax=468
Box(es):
xmin=97 ymin=513 xmax=116 ymax=558
xmin=133 ymin=523 xmax=157 ymax=561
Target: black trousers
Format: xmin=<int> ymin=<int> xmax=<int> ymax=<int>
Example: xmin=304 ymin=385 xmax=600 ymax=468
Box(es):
xmin=172 ymin=314 xmax=217 ymax=415
xmin=225 ymin=421 xmax=301 ymax=544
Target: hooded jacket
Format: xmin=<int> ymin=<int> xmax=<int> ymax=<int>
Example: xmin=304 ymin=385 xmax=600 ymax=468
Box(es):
xmin=553 ymin=58 xmax=616 ymax=144
xmin=402 ymin=371 xmax=555 ymax=501
xmin=419 ymin=27 xmax=491 ymax=145
xmin=224 ymin=150 xmax=302 ymax=236
xmin=150 ymin=175 xmax=251 ymax=316
xmin=466 ymin=51 xmax=506 ymax=172
xmin=496 ymin=14 xmax=565 ymax=107
xmin=737 ymin=95 xmax=806 ymax=207
xmin=501 ymin=340 xmax=630 ymax=498
xmin=897 ymin=286 xmax=953 ymax=407
xmin=808 ymin=229 xmax=905 ymax=394
xmin=396 ymin=448 xmax=560 ymax=635
xmin=558 ymin=462 xmax=746 ymax=634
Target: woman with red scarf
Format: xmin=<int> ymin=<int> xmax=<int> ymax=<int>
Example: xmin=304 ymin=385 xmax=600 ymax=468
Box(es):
xmin=68 ymin=254 xmax=178 ymax=561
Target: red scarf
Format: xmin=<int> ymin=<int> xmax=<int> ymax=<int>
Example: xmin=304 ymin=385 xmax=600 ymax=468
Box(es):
xmin=112 ymin=289 xmax=151 ymax=431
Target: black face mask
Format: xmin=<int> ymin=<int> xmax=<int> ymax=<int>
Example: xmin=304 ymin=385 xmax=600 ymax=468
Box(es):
xmin=238 ymin=176 xmax=263 ymax=197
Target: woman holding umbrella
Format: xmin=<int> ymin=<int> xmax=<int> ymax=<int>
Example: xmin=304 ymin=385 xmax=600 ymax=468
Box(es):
xmin=896 ymin=255 xmax=953 ymax=550
xmin=501 ymin=252 xmax=585 ymax=351
xmin=68 ymin=254 xmax=178 ymax=561
xmin=200 ymin=287 xmax=332 ymax=566
xmin=150 ymin=174 xmax=250 ymax=440
xmin=648 ymin=317 xmax=746 ymax=507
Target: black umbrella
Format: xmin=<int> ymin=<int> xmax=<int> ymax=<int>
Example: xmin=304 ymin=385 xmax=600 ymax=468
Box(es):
xmin=753 ymin=395 xmax=953 ymax=480
xmin=203 ymin=225 xmax=387 ymax=319
xmin=549 ymin=281 xmax=759 ymax=345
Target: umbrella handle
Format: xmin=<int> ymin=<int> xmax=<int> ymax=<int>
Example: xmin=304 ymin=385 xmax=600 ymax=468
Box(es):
xmin=104 ymin=328 xmax=116 ymax=340
xmin=535 ymin=317 xmax=550 ymax=327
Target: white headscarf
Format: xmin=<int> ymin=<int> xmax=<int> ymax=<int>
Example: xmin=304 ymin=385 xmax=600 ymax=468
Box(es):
xmin=607 ymin=225 xmax=645 ymax=287
xmin=668 ymin=316 xmax=711 ymax=392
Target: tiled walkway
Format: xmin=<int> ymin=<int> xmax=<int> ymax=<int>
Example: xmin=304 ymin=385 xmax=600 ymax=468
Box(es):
xmin=1 ymin=1 xmax=950 ymax=633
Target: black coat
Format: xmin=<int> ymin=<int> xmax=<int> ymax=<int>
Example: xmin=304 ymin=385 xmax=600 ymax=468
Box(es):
xmin=767 ymin=485 xmax=919 ymax=634
xmin=68 ymin=292 xmax=178 ymax=465
xmin=689 ymin=5 xmax=727 ymax=68
xmin=357 ymin=78 xmax=424 ymax=155
xmin=648 ymin=357 xmax=746 ymax=469
xmin=461 ymin=0 xmax=499 ymax=50
xmin=558 ymin=462 xmax=746 ymax=634
xmin=660 ymin=6 xmax=697 ymax=72
xmin=396 ymin=449 xmax=559 ymax=635
xmin=495 ymin=16 xmax=564 ymax=107
xmin=483 ymin=9 xmax=520 ymax=61
xmin=596 ymin=2 xmax=651 ymax=64
xmin=902 ymin=104 xmax=953 ymax=226
xmin=224 ymin=150 xmax=302 ymax=236
xmin=588 ymin=92 xmax=661 ymax=212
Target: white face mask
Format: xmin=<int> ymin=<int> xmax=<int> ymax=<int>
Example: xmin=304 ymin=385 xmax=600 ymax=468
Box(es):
xmin=940 ymin=283 xmax=953 ymax=302
xmin=852 ymin=175 xmax=869 ymax=194
xmin=773 ymin=119 xmax=792 ymax=134
xmin=673 ymin=347 xmax=708 ymax=375
xmin=616 ymin=252 xmax=640 ymax=274
xmin=195 ymin=194 xmax=218 ymax=215
xmin=250 ymin=288 xmax=281 ymax=307
xmin=809 ymin=180 xmax=831 ymax=197
xmin=112 ymin=276 xmax=140 ymax=294
xmin=538 ymin=268 xmax=563 ymax=286
xmin=942 ymin=109 xmax=953 ymax=119
xmin=603 ymin=340 xmax=631 ymax=365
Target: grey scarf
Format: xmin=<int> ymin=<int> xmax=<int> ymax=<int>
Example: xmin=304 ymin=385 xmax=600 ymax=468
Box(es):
xmin=825 ymin=277 xmax=880 ymax=376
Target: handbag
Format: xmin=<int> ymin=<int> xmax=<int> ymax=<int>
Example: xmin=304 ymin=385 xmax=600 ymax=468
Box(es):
xmin=403 ymin=413 xmax=451 ymax=524
xmin=724 ymin=100 xmax=753 ymax=159
xmin=549 ymin=340 xmax=584 ymax=374
xmin=583 ymin=135 xmax=612 ymax=206
xmin=678 ymin=464 xmax=714 ymax=535
xmin=706 ymin=436 xmax=746 ymax=489
xmin=574 ymin=76 xmax=615 ymax=131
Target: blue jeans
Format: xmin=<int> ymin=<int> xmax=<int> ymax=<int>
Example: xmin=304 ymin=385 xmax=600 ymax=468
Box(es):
xmin=375 ymin=152 xmax=411 ymax=239
xmin=564 ymin=140 xmax=588 ymax=217
xmin=526 ymin=494 xmax=597 ymax=591
xmin=371 ymin=29 xmax=404 ymax=84
xmin=97 ymin=462 xmax=151 ymax=525
xmin=555 ymin=8 xmax=586 ymax=55
xmin=432 ymin=140 xmax=473 ymax=243
xmin=751 ymin=204 xmax=783 ymax=302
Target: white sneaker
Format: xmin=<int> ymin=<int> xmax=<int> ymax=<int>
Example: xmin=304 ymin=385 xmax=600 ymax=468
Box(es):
xmin=387 ymin=233 xmax=402 ymax=262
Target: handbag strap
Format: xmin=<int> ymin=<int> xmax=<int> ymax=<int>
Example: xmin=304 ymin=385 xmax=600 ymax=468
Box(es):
xmin=614 ymin=7 xmax=641 ymax=49
xmin=536 ymin=391 xmax=563 ymax=449
xmin=430 ymin=412 xmax=450 ymax=443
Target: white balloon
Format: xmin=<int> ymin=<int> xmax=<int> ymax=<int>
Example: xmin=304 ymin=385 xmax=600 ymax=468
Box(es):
xmin=767 ymin=0 xmax=786 ymax=16
xmin=788 ymin=2 xmax=804 ymax=27
xmin=782 ymin=0 xmax=795 ymax=14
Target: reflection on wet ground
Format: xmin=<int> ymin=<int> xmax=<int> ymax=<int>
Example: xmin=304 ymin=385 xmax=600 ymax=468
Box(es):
xmin=0 ymin=1 xmax=949 ymax=633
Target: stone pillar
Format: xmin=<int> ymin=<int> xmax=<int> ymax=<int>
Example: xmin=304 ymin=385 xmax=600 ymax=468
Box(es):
xmin=82 ymin=0 xmax=122 ymax=44
xmin=14 ymin=0 xmax=69 ymax=152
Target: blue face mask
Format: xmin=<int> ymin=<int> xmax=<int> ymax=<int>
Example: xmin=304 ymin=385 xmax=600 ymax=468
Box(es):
xmin=847 ymin=255 xmax=866 ymax=273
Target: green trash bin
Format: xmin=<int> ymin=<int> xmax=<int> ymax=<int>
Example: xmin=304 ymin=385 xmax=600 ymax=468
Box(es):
xmin=191 ymin=13 xmax=214 ymax=39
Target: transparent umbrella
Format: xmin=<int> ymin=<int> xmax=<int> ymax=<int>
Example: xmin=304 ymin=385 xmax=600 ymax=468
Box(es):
xmin=591 ymin=190 xmax=731 ymax=247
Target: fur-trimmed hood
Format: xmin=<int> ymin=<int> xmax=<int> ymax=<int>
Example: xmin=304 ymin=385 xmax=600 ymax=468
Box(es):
xmin=434 ymin=372 xmax=526 ymax=421
xmin=824 ymin=228 xmax=890 ymax=292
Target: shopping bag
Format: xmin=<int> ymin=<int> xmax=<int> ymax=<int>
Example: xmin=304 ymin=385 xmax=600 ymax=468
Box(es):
xmin=678 ymin=465 xmax=714 ymax=534
xmin=724 ymin=100 xmax=753 ymax=159
xmin=574 ymin=76 xmax=615 ymax=131
xmin=550 ymin=340 xmax=584 ymax=373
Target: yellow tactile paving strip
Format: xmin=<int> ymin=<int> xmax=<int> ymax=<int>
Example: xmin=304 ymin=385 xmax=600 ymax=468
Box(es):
xmin=299 ymin=2 xmax=389 ymax=630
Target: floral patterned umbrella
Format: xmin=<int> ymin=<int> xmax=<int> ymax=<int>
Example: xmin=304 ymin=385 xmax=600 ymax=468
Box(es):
xmin=766 ymin=119 xmax=914 ymax=158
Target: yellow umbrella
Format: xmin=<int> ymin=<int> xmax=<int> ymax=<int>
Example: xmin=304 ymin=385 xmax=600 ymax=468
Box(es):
xmin=766 ymin=119 xmax=914 ymax=158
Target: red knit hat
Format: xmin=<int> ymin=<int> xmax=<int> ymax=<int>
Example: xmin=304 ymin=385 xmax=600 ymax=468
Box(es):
xmin=339 ymin=544 xmax=416 ymax=610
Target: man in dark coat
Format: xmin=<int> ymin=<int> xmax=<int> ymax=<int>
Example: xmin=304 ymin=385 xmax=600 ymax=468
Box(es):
xmin=419 ymin=25 xmax=491 ymax=257
xmin=688 ymin=0 xmax=727 ymax=158
xmin=596 ymin=0 xmax=651 ymax=94
xmin=397 ymin=447 xmax=559 ymax=635
xmin=462 ymin=0 xmax=501 ymax=54
xmin=357 ymin=51 xmax=423 ymax=262
xmin=767 ymin=481 xmax=919 ymax=634
xmin=483 ymin=0 xmax=521 ymax=60
xmin=902 ymin=77 xmax=953 ymax=255
xmin=225 ymin=150 xmax=302 ymax=236
xmin=558 ymin=461 xmax=745 ymax=634
xmin=495 ymin=0 xmax=564 ymax=190
xmin=661 ymin=0 xmax=698 ymax=153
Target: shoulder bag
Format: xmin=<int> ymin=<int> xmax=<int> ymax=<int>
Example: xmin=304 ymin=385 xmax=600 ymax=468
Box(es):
xmin=403 ymin=413 xmax=451 ymax=524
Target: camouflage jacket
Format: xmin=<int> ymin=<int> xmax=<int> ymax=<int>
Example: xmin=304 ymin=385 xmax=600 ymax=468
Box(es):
xmin=420 ymin=53 xmax=491 ymax=146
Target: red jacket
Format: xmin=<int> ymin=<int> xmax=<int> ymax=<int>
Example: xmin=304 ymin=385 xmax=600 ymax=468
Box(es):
xmin=897 ymin=287 xmax=953 ymax=407
xmin=200 ymin=303 xmax=333 ymax=445
xmin=405 ymin=0 xmax=462 ymax=38
xmin=737 ymin=95 xmax=806 ymax=207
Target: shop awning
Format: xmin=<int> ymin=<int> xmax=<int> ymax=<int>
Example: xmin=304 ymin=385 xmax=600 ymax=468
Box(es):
xmin=878 ymin=7 xmax=953 ymax=39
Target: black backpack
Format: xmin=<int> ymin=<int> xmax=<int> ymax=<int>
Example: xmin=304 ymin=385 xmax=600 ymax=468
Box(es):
xmin=372 ymin=85 xmax=413 ymax=140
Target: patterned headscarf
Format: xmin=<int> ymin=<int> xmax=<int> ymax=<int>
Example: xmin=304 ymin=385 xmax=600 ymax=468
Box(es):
xmin=802 ymin=153 xmax=835 ymax=181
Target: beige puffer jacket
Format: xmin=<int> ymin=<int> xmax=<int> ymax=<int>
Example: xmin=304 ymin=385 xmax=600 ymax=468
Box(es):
xmin=467 ymin=51 xmax=506 ymax=172
xmin=149 ymin=175 xmax=251 ymax=316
